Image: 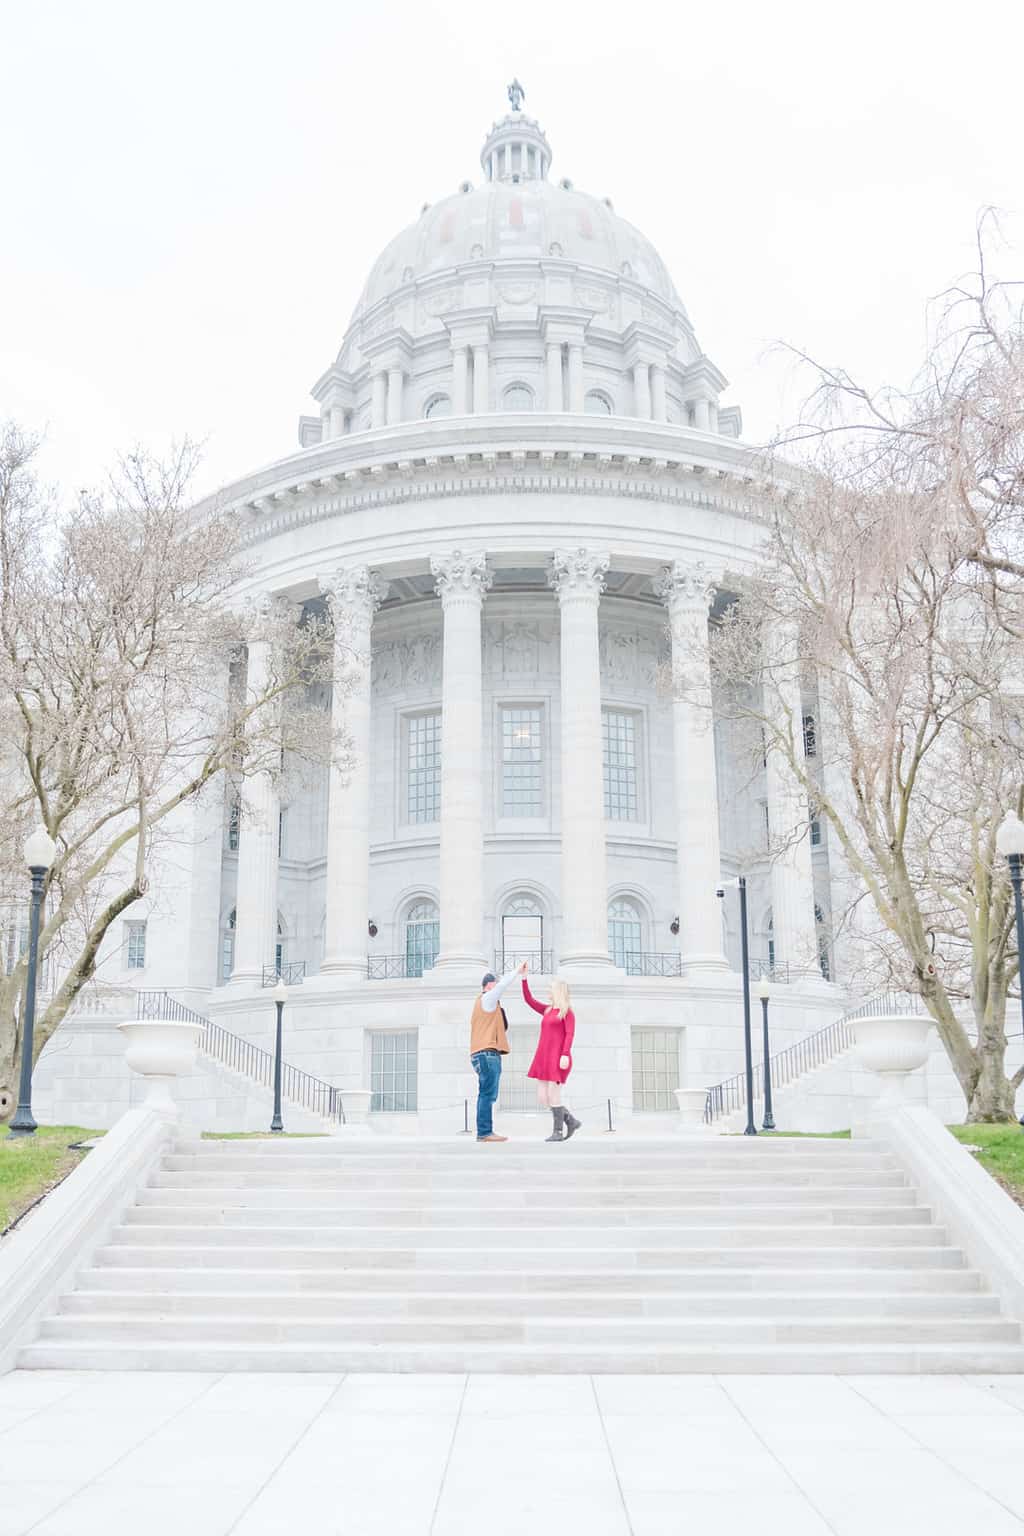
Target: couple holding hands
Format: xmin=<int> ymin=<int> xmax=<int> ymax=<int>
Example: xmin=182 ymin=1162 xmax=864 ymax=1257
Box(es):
xmin=468 ymin=961 xmax=580 ymax=1143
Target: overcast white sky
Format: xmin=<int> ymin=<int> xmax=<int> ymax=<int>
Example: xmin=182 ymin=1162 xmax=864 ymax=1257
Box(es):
xmin=2 ymin=0 xmax=1021 ymax=500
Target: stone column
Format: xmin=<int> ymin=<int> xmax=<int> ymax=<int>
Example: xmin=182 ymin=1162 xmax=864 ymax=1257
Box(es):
xmin=472 ymin=345 xmax=489 ymax=413
xmin=328 ymin=403 xmax=346 ymax=439
xmin=567 ymin=345 xmax=585 ymax=412
xmin=550 ymin=548 xmax=613 ymax=968
xmin=654 ymin=562 xmax=728 ymax=973
xmin=546 ymin=343 xmax=564 ymax=410
xmin=371 ymin=371 xmax=387 ymax=428
xmin=319 ymin=566 xmax=388 ymax=980
xmin=386 ymin=367 xmax=404 ymax=425
xmin=650 ymin=365 xmax=667 ymax=422
xmin=632 ymin=361 xmax=651 ymax=419
xmin=430 ymin=551 xmax=492 ymax=972
xmin=693 ymin=397 xmax=711 ymax=432
xmin=229 ymin=612 xmax=283 ymax=985
xmin=764 ymin=622 xmax=820 ymax=978
xmin=453 ymin=346 xmax=469 ymax=413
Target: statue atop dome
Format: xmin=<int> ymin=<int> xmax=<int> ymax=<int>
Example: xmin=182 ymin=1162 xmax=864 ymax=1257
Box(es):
xmin=507 ymin=78 xmax=525 ymax=112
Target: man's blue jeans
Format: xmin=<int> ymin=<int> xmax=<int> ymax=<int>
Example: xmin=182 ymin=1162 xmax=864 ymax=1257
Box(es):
xmin=471 ymin=1049 xmax=502 ymax=1138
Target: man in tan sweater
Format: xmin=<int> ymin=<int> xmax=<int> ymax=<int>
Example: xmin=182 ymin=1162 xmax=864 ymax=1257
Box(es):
xmin=469 ymin=962 xmax=525 ymax=1142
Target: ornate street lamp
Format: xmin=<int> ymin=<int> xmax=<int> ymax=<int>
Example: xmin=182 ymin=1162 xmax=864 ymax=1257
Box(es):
xmin=9 ymin=825 xmax=57 ymax=1138
xmin=270 ymin=976 xmax=287 ymax=1133
xmin=758 ymin=975 xmax=776 ymax=1131
xmin=996 ymin=811 xmax=1024 ymax=1042
xmin=718 ymin=876 xmax=757 ymax=1136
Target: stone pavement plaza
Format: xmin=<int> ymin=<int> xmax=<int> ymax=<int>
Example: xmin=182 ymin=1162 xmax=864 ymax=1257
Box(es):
xmin=1 ymin=1372 xmax=1024 ymax=1535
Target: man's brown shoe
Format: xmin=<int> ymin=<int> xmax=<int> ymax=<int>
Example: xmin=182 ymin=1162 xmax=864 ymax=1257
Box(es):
xmin=477 ymin=1133 xmax=508 ymax=1142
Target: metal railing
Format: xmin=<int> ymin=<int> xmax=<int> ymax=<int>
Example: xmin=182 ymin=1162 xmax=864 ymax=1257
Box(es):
xmin=495 ymin=950 xmax=554 ymax=974
xmin=620 ymin=952 xmax=684 ymax=978
xmin=703 ymin=989 xmax=926 ymax=1125
xmin=367 ymin=955 xmax=435 ymax=980
xmin=749 ymin=959 xmax=793 ymax=984
xmin=133 ymin=990 xmax=346 ymax=1125
xmin=261 ymin=962 xmax=306 ymax=987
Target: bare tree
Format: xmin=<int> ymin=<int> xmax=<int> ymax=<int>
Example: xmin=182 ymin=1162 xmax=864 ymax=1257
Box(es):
xmin=703 ymin=230 xmax=1024 ymax=1121
xmin=0 ymin=425 xmax=350 ymax=1119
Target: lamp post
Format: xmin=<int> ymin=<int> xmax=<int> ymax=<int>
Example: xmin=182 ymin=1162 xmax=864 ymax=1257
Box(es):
xmin=997 ymin=811 xmax=1024 ymax=1039
xmin=758 ymin=975 xmax=776 ymax=1131
xmin=270 ymin=977 xmax=287 ymax=1133
xmin=718 ymin=875 xmax=757 ymax=1136
xmin=9 ymin=825 xmax=57 ymax=1138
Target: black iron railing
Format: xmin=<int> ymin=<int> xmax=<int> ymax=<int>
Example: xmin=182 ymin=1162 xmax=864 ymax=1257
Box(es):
xmin=749 ymin=959 xmax=793 ymax=984
xmin=132 ymin=990 xmax=345 ymax=1124
xmin=261 ymin=962 xmax=306 ymax=987
xmin=703 ymin=989 xmax=926 ymax=1124
xmin=495 ymin=950 xmax=554 ymax=974
xmin=367 ymin=955 xmax=434 ymax=980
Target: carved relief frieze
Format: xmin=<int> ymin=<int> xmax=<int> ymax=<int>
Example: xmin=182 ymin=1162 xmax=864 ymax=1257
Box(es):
xmin=599 ymin=623 xmax=668 ymax=691
xmin=419 ymin=286 xmax=463 ymax=320
xmin=372 ymin=630 xmax=442 ymax=692
xmin=496 ymin=281 xmax=539 ymax=306
xmin=484 ymin=619 xmax=556 ymax=675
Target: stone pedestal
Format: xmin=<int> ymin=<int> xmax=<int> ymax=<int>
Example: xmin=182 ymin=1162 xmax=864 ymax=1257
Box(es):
xmin=118 ymin=1017 xmax=203 ymax=1119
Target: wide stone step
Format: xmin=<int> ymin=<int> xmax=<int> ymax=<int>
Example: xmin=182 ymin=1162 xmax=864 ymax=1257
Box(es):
xmin=124 ymin=1201 xmax=930 ymax=1229
xmin=150 ymin=1166 xmax=912 ymax=1190
xmin=57 ymin=1289 xmax=1001 ymax=1320
xmin=179 ymin=1137 xmax=887 ymax=1156
xmin=107 ymin=1220 xmax=946 ymax=1248
xmin=139 ymin=1183 xmax=918 ymax=1208
xmin=165 ymin=1151 xmax=901 ymax=1175
xmin=74 ymin=1263 xmax=986 ymax=1294
xmin=37 ymin=1312 xmax=1021 ymax=1346
xmin=20 ymin=1339 xmax=1024 ymax=1374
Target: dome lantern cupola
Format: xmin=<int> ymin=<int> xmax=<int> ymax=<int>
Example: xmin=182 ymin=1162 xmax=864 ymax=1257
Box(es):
xmin=481 ymin=81 xmax=551 ymax=182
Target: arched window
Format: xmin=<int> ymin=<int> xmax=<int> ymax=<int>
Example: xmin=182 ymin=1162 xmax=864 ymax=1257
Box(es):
xmin=765 ymin=910 xmax=775 ymax=974
xmin=502 ymin=383 xmax=534 ymax=412
xmin=608 ymin=897 xmax=643 ymax=974
xmin=501 ymin=893 xmax=545 ymax=970
xmin=585 ymin=391 xmax=613 ymax=416
xmin=405 ymin=899 xmax=439 ymax=977
xmin=221 ymin=909 xmax=236 ymax=984
xmin=275 ymin=917 xmax=284 ymax=977
xmin=424 ymin=394 xmax=452 ymax=420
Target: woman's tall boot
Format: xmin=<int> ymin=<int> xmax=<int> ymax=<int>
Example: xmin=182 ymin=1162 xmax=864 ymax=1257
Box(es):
xmin=545 ymin=1106 xmax=566 ymax=1142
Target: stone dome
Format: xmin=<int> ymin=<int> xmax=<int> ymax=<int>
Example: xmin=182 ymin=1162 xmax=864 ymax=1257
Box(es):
xmin=348 ymin=109 xmax=685 ymax=326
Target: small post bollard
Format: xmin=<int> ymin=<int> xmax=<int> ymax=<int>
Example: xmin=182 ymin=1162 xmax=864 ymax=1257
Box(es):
xmin=606 ymin=1097 xmax=615 ymax=1133
xmin=458 ymin=1097 xmax=471 ymax=1135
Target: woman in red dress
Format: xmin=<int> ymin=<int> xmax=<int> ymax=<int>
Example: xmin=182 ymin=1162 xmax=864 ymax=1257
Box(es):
xmin=522 ymin=969 xmax=582 ymax=1142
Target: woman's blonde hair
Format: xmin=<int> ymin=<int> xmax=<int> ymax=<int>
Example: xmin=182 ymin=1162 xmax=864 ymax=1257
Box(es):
xmin=550 ymin=978 xmax=571 ymax=1020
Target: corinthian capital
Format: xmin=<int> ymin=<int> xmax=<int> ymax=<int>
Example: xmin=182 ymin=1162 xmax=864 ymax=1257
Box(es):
xmin=548 ymin=548 xmax=610 ymax=600
xmin=319 ymin=566 xmax=389 ymax=622
xmin=430 ymin=550 xmax=492 ymax=604
xmin=653 ymin=560 xmax=716 ymax=613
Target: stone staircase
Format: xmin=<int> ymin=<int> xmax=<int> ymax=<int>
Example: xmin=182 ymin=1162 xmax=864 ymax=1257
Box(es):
xmin=18 ymin=1135 xmax=1024 ymax=1373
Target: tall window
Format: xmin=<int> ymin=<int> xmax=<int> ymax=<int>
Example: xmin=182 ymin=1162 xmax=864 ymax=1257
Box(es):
xmin=816 ymin=904 xmax=831 ymax=982
xmin=602 ymin=709 xmax=639 ymax=820
xmin=608 ymin=897 xmax=643 ymax=973
xmin=370 ymin=1031 xmax=418 ymax=1111
xmin=407 ymin=712 xmax=442 ymax=824
xmin=803 ymin=713 xmax=817 ymax=757
xmin=405 ymin=900 xmax=439 ymax=977
xmin=278 ymin=809 xmax=286 ymax=858
xmin=632 ymin=1027 xmax=681 ymax=1111
xmin=227 ymin=798 xmax=240 ymax=852
xmin=810 ymin=818 xmax=823 ymax=847
xmin=501 ymin=894 xmax=544 ymax=969
xmin=501 ymin=706 xmax=543 ymax=816
xmin=222 ymin=909 xmax=236 ymax=982
xmin=125 ymin=920 xmax=147 ymax=970
xmin=766 ymin=911 xmax=775 ymax=973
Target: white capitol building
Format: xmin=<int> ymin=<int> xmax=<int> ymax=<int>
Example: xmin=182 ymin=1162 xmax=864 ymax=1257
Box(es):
xmin=39 ymin=94 xmax=858 ymax=1132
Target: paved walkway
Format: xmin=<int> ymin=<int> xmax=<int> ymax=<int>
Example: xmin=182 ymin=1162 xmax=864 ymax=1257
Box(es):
xmin=1 ymin=1371 xmax=1023 ymax=1535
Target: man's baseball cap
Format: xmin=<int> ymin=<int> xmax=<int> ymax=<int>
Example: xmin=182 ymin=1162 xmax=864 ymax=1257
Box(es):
xmin=481 ymin=972 xmax=497 ymax=988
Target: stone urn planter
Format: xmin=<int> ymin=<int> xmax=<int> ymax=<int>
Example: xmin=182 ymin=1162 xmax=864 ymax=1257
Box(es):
xmin=674 ymin=1087 xmax=711 ymax=1136
xmin=338 ymin=1088 xmax=373 ymax=1127
xmin=852 ymin=1013 xmax=933 ymax=1107
xmin=117 ymin=1017 xmax=203 ymax=1117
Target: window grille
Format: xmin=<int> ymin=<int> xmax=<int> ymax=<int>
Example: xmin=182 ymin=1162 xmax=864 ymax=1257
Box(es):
xmin=125 ymin=920 xmax=147 ymax=970
xmin=405 ymin=901 xmax=439 ymax=977
xmin=407 ymin=712 xmax=442 ymax=823
xmin=370 ymin=1030 xmax=418 ymax=1111
xmin=803 ymin=713 xmax=817 ymax=757
xmin=501 ymin=707 xmax=543 ymax=816
xmin=608 ymin=898 xmax=643 ymax=971
xmin=602 ymin=709 xmax=639 ymax=820
xmin=228 ymin=799 xmax=240 ymax=851
xmin=810 ymin=818 xmax=822 ymax=847
xmin=631 ymin=1027 xmax=681 ymax=1111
